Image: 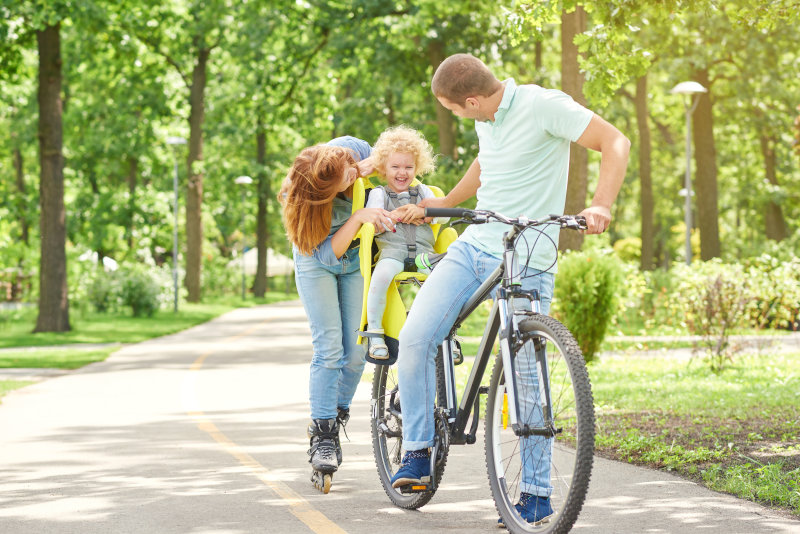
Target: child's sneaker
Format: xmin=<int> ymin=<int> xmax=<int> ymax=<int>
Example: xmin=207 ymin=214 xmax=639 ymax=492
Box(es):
xmin=390 ymin=449 xmax=430 ymax=488
xmin=497 ymin=493 xmax=554 ymax=527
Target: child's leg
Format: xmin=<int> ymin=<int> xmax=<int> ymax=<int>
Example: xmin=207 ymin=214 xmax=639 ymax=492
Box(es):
xmin=366 ymin=258 xmax=404 ymax=330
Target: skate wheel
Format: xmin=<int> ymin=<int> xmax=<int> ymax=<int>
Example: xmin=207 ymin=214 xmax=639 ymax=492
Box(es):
xmin=322 ymin=474 xmax=332 ymax=494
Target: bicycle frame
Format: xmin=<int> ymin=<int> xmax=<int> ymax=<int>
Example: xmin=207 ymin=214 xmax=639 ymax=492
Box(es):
xmin=438 ymin=224 xmax=553 ymax=446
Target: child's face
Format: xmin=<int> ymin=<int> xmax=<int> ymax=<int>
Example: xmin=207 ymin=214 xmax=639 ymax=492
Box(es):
xmin=384 ymin=152 xmax=416 ymax=192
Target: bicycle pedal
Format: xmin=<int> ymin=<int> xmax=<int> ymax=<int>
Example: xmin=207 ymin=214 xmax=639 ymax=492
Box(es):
xmin=399 ymin=480 xmax=430 ymax=494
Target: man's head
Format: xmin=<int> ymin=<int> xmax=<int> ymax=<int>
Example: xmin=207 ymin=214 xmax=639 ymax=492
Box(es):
xmin=431 ymin=53 xmax=503 ymax=121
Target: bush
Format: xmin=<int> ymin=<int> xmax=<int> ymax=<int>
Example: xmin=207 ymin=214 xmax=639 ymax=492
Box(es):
xmin=87 ymin=269 xmax=117 ymax=313
xmin=118 ymin=265 xmax=160 ymax=317
xmin=674 ymin=260 xmax=753 ymax=371
xmin=552 ymin=249 xmax=623 ymax=362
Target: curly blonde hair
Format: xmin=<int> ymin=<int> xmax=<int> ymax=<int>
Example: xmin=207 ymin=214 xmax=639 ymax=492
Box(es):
xmin=372 ymin=125 xmax=435 ymax=178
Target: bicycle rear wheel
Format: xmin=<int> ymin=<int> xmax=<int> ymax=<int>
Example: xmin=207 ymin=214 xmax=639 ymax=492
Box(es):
xmin=371 ymin=348 xmax=449 ymax=509
xmin=485 ymin=314 xmax=594 ymax=533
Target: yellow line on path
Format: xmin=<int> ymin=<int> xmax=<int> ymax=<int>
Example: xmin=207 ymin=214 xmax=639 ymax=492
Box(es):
xmin=185 ymin=317 xmax=347 ymax=534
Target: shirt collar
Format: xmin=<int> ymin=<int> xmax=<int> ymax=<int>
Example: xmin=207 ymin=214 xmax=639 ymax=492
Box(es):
xmin=484 ymin=78 xmax=516 ymax=124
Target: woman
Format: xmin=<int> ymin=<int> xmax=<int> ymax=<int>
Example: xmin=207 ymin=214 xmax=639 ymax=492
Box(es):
xmin=279 ymin=136 xmax=395 ymax=492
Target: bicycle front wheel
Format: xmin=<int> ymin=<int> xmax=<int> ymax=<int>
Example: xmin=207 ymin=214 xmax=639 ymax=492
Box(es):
xmin=485 ymin=314 xmax=595 ymax=533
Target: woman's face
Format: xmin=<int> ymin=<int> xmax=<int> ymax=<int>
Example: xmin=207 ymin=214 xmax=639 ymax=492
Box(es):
xmin=338 ymin=164 xmax=358 ymax=192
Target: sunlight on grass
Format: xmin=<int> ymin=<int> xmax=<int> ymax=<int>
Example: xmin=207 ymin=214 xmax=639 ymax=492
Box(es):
xmin=0 ymin=380 xmax=35 ymax=403
xmin=0 ymin=348 xmax=119 ymax=369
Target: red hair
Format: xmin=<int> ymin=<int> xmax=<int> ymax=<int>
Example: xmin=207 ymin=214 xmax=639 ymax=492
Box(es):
xmin=279 ymin=145 xmax=357 ymax=255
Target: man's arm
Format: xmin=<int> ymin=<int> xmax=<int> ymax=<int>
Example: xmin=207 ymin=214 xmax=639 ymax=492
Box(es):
xmin=575 ymin=114 xmax=631 ymax=234
xmin=419 ymin=157 xmax=482 ymax=209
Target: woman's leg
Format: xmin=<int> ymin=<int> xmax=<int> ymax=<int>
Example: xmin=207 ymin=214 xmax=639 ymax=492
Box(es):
xmin=366 ymin=258 xmax=404 ymax=330
xmin=336 ymin=267 xmax=367 ymax=411
xmin=294 ymin=255 xmax=345 ymax=421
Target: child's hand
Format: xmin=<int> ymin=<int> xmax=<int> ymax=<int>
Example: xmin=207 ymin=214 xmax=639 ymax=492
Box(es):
xmin=391 ymin=204 xmax=425 ymax=225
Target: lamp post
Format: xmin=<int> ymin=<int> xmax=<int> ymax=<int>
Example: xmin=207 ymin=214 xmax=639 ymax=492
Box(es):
xmin=166 ymin=136 xmax=186 ymax=312
xmin=235 ymin=175 xmax=254 ymax=300
xmin=670 ymin=81 xmax=707 ymax=265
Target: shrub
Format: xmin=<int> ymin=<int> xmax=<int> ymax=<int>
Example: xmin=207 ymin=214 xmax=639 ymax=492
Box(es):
xmin=87 ymin=269 xmax=117 ymax=313
xmin=674 ymin=260 xmax=753 ymax=371
xmin=552 ymin=249 xmax=623 ymax=362
xmin=118 ymin=265 xmax=160 ymax=317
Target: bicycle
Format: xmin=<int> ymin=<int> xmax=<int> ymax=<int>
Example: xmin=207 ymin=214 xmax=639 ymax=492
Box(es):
xmin=370 ymin=208 xmax=595 ymax=534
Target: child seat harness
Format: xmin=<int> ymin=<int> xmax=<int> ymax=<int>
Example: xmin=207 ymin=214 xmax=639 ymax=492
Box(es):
xmin=379 ymin=185 xmax=435 ymax=272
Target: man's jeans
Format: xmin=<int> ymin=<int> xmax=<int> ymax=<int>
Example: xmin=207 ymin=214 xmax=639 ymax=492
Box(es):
xmin=294 ymin=251 xmax=366 ymax=421
xmin=398 ymin=240 xmax=555 ymax=497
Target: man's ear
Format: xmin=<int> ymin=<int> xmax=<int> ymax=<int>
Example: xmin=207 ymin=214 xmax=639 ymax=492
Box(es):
xmin=464 ymin=96 xmax=479 ymax=109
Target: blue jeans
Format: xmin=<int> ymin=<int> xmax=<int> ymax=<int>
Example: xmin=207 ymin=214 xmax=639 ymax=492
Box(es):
xmin=397 ymin=240 xmax=555 ymax=496
xmin=294 ymin=249 xmax=366 ymax=421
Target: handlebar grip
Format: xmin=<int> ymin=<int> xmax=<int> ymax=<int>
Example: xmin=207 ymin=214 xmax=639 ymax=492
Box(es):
xmin=424 ymin=207 xmax=469 ymax=218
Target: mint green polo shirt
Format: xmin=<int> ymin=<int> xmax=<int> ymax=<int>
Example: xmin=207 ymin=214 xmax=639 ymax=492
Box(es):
xmin=460 ymin=78 xmax=593 ymax=272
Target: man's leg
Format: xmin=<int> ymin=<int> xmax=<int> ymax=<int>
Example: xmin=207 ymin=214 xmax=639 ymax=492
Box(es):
xmin=517 ymin=271 xmax=556 ymax=497
xmin=397 ymin=241 xmax=486 ymax=451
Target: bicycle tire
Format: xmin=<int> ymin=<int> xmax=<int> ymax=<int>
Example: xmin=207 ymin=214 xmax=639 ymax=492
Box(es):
xmin=485 ymin=314 xmax=595 ymax=533
xmin=370 ymin=347 xmax=450 ymax=509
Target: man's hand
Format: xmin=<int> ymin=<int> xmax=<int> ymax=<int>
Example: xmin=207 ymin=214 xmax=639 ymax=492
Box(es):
xmin=578 ymin=205 xmax=611 ymax=234
xmin=418 ymin=197 xmax=449 ymax=223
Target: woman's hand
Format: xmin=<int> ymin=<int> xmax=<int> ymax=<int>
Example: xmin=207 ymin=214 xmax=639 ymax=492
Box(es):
xmin=356 ymin=156 xmax=376 ymax=177
xmin=391 ymin=204 xmax=425 ymax=225
xmin=353 ymin=207 xmax=396 ymax=234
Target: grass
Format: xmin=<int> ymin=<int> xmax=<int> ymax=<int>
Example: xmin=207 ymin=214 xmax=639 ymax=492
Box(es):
xmin=590 ymin=351 xmax=800 ymax=515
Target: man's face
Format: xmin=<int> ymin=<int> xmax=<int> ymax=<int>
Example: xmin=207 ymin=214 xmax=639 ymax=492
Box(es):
xmin=436 ymin=96 xmax=484 ymax=121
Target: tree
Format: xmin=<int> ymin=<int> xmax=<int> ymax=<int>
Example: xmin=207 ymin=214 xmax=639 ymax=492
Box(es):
xmin=35 ymin=22 xmax=70 ymax=332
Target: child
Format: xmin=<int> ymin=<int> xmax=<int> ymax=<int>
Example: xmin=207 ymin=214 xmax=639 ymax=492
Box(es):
xmin=364 ymin=126 xmax=444 ymax=359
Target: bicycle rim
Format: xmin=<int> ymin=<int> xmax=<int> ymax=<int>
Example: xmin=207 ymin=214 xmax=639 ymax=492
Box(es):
xmin=371 ymin=363 xmax=445 ymax=509
xmin=485 ymin=315 xmax=595 ymax=534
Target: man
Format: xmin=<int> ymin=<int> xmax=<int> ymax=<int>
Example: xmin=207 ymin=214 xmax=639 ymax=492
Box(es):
xmin=389 ymin=53 xmax=630 ymax=524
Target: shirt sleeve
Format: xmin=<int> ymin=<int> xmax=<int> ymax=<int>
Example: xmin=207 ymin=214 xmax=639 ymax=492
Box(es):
xmin=366 ymin=188 xmax=385 ymax=209
xmin=534 ymin=89 xmax=594 ymax=142
xmin=327 ymin=136 xmax=372 ymax=161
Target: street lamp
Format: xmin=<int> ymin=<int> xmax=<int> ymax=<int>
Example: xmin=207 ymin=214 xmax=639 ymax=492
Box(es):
xmin=235 ymin=175 xmax=254 ymax=300
xmin=670 ymin=81 xmax=707 ymax=265
xmin=166 ymin=136 xmax=187 ymax=312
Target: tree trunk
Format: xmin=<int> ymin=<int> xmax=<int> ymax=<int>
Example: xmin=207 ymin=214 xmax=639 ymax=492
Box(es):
xmin=760 ymin=134 xmax=786 ymax=241
xmin=126 ymin=156 xmax=138 ymax=250
xmin=253 ymin=119 xmax=269 ymax=297
xmin=34 ymin=24 xmax=70 ymax=333
xmin=691 ymin=67 xmax=721 ymax=260
xmin=635 ymin=76 xmax=654 ymax=270
xmin=13 ymin=146 xmax=29 ymax=245
xmin=559 ymin=7 xmax=588 ymax=252
xmin=427 ymin=39 xmax=456 ymax=159
xmin=185 ymin=47 xmax=210 ymax=303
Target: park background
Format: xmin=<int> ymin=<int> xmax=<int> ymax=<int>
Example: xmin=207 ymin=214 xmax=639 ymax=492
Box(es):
xmin=1 ymin=0 xmax=798 ymax=520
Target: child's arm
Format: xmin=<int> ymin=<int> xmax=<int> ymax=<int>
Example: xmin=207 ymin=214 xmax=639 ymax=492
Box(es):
xmin=366 ymin=189 xmax=392 ymax=233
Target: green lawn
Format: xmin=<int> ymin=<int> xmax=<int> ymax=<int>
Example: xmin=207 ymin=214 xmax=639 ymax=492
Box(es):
xmin=0 ymin=380 xmax=35 ymax=401
xmin=591 ymin=351 xmax=800 ymax=515
xmin=0 ymin=347 xmax=120 ymax=369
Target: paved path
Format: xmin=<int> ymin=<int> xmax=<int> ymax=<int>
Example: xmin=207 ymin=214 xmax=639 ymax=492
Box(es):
xmin=0 ymin=302 xmax=798 ymax=533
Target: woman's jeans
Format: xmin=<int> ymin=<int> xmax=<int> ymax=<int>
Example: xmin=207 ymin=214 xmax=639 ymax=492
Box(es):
xmin=398 ymin=240 xmax=555 ymax=497
xmin=294 ymin=251 xmax=366 ymax=421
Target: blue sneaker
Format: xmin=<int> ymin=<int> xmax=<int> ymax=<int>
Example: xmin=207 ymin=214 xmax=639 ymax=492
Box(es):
xmin=498 ymin=493 xmax=554 ymax=527
xmin=390 ymin=449 xmax=431 ymax=488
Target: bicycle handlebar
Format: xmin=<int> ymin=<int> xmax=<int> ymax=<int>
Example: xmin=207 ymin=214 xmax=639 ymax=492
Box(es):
xmin=425 ymin=207 xmax=470 ymax=218
xmin=424 ymin=207 xmax=587 ymax=230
